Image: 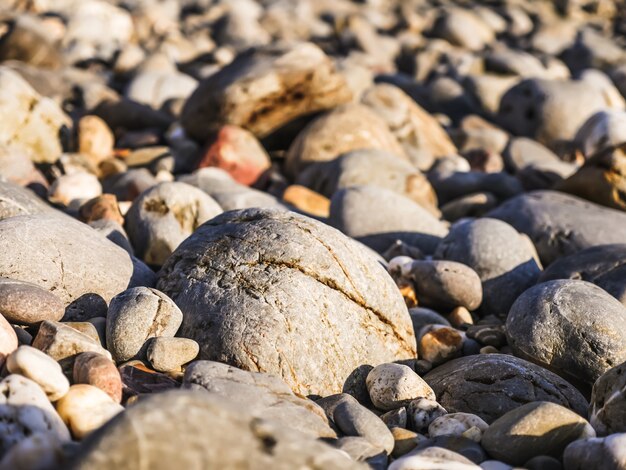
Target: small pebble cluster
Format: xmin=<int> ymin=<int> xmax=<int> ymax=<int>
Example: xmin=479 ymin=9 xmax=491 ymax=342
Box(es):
xmin=1 ymin=0 xmax=626 ymax=469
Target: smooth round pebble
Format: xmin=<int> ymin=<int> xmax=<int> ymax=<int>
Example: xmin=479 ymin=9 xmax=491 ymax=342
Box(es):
xmin=73 ymin=352 xmax=123 ymax=403
xmin=6 ymin=346 xmax=69 ymax=401
xmin=366 ymin=363 xmax=436 ymax=411
xmin=0 ymin=278 xmax=64 ymax=326
xmin=146 ymin=337 xmax=199 ymax=373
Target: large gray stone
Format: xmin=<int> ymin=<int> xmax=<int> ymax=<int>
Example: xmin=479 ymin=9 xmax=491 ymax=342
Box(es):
xmin=0 ymin=214 xmax=136 ymax=306
xmin=423 ymin=354 xmax=588 ymax=424
xmin=506 ymin=280 xmax=626 ymax=389
xmin=157 ymin=208 xmax=416 ymax=397
xmin=590 ymin=361 xmax=626 ymax=436
xmin=0 ymin=180 xmax=53 ymax=221
xmin=329 ymin=185 xmax=448 ymax=255
xmin=487 ymin=191 xmax=626 ymax=266
xmin=67 ymin=390 xmax=363 ymax=470
xmin=434 ymin=218 xmax=541 ymax=317
xmin=183 ymin=361 xmax=335 ymax=439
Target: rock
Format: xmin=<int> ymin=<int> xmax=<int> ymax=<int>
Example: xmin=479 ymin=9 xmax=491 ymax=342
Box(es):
xmin=0 ymin=15 xmax=62 ymax=69
xmin=0 ymin=279 xmax=64 ymax=328
xmin=285 ymin=103 xmax=407 ymax=178
xmin=557 ymin=142 xmax=626 ymax=211
xmin=157 ymin=208 xmax=416 ymax=397
xmin=466 ymin=325 xmax=506 ymax=348
xmin=330 ymin=393 xmax=395 ymax=454
xmin=126 ymin=70 xmax=197 ymax=111
xmin=423 ymin=354 xmax=588 ymax=423
xmin=449 ymin=307 xmax=473 ymax=328
xmin=32 ymin=320 xmax=112 ymax=366
xmin=56 ymin=384 xmax=124 ymax=439
xmin=487 ymin=191 xmax=626 ymax=265
xmin=282 ymin=185 xmax=330 ymax=218
xmin=296 ymin=149 xmax=438 ymax=212
xmin=590 ymin=360 xmax=626 ymax=435
xmin=434 ymin=218 xmax=541 ymax=317
xmin=430 ymin=8 xmax=495 ymax=51
xmin=0 ymin=314 xmax=18 ymax=368
xmin=418 ymin=326 xmax=464 ymax=366
xmin=334 ymin=436 xmax=386 ymax=467
xmin=524 ymin=455 xmax=563 ymax=470
xmin=482 ymin=402 xmax=595 ymax=466
xmin=0 ymin=180 xmax=53 ymax=220
xmin=6 ymin=345 xmax=69 ymax=401
xmin=77 ymin=115 xmax=114 ymax=165
xmin=0 ymin=374 xmax=70 ymax=456
xmin=429 ymin=413 xmax=488 ymax=439
xmin=146 ymin=337 xmax=199 ymax=372
xmin=366 ymin=363 xmax=435 ymax=411
xmin=361 ymin=84 xmax=457 ymax=170
xmin=0 ymin=67 xmax=71 ymax=164
xmin=563 ymin=433 xmax=626 ymax=470
xmin=441 ymin=192 xmax=499 ymax=222
xmin=79 ymin=194 xmax=124 ymax=226
xmin=102 ymin=168 xmax=158 ymax=202
xmin=408 ymin=308 xmax=451 ymax=335
xmin=329 ymin=185 xmax=447 ymax=254
xmin=408 ymin=398 xmax=448 ymax=434
xmin=106 ymin=287 xmax=183 ymax=363
xmin=574 ymin=110 xmax=626 ymax=158
xmin=119 ymin=362 xmax=179 ymax=398
xmin=506 ymin=280 xmax=626 ymax=389
xmin=73 ymin=352 xmax=123 ymax=403
xmin=126 ymin=182 xmax=223 ymax=266
xmin=181 ymin=42 xmax=352 ymax=141
xmin=389 ymin=446 xmax=481 ymax=470
xmin=391 ymin=427 xmax=424 ymax=458
xmin=414 ymin=435 xmax=487 ymax=463
xmin=0 ymin=214 xmax=136 ymax=306
xmin=0 ymin=432 xmax=67 ymax=470
xmin=48 ymin=172 xmax=102 ymax=209
xmin=406 ymin=260 xmax=482 ymax=311
xmin=429 ymin=170 xmax=523 ymax=206
xmin=497 ymin=78 xmax=616 ymax=149
xmin=66 ymin=390 xmax=361 ymax=469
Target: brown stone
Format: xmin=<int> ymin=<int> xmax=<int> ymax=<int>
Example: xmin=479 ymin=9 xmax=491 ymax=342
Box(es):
xmin=78 ymin=115 xmax=114 ymax=165
xmin=79 ymin=194 xmax=124 ymax=225
xmin=418 ymin=326 xmax=464 ymax=366
xmin=282 ymin=185 xmax=330 ymax=218
xmin=74 ymin=352 xmax=123 ymax=403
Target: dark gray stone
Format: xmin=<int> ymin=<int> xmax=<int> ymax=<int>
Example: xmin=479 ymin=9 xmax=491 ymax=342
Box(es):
xmin=590 ymin=361 xmax=626 ymax=435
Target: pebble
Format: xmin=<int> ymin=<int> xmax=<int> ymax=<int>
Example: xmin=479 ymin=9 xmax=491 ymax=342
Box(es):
xmin=0 ymin=313 xmax=18 ymax=367
xmin=106 ymin=287 xmax=183 ymax=363
xmin=366 ymin=363 xmax=436 ymax=411
xmin=56 ymin=384 xmax=124 ymax=439
xmin=429 ymin=413 xmax=489 ymax=440
xmin=418 ymin=325 xmax=464 ymax=366
xmin=146 ymin=337 xmax=199 ymax=373
xmin=391 ymin=427 xmax=425 ymax=458
xmin=73 ymin=352 xmax=123 ymax=403
xmin=48 ymin=172 xmax=102 ymax=209
xmin=563 ymin=433 xmax=626 ymax=470
xmin=6 ymin=346 xmax=69 ymax=401
xmin=408 ymin=398 xmax=448 ymax=434
xmin=482 ymin=402 xmax=595 ymax=465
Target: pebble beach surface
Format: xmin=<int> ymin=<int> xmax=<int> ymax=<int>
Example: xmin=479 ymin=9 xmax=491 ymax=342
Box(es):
xmin=1 ymin=0 xmax=626 ymax=469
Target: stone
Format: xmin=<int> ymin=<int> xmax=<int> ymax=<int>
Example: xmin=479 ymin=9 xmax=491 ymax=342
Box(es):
xmin=329 ymin=185 xmax=448 ymax=254
xmin=0 ymin=375 xmax=70 ymax=456
xmin=0 ymin=67 xmax=71 ymax=164
xmin=506 ymin=280 xmax=626 ymax=390
xmin=157 ymin=208 xmax=416 ymax=397
xmin=0 ymin=278 xmax=65 ymax=329
xmin=429 ymin=413 xmax=488 ymax=439
xmin=466 ymin=325 xmax=506 ymax=348
xmin=296 ymin=149 xmax=438 ymax=213
xmin=330 ymin=393 xmax=395 ymax=454
xmin=0 ymin=15 xmax=62 ymax=69
xmin=119 ymin=362 xmax=179 ymax=398
xmin=6 ymin=345 xmax=69 ymax=401
xmin=334 ymin=437 xmax=386 ymax=467
xmin=418 ymin=326 xmax=464 ymax=366
xmin=361 ymin=84 xmax=457 ymax=170
xmin=48 ymin=172 xmax=102 ymax=209
xmin=423 ymin=354 xmax=588 ymax=423
xmin=88 ymin=219 xmax=134 ymax=255
xmin=285 ymin=103 xmax=407 ymax=178
xmin=563 ymin=433 xmax=626 ymax=470
xmin=497 ymin=78 xmax=616 ymax=149
xmin=366 ymin=363 xmax=435 ymax=411
xmin=415 ymin=435 xmax=488 ymax=463
xmin=408 ymin=308 xmax=451 ymax=336
xmin=56 ymin=384 xmax=124 ymax=439
xmin=106 ymin=287 xmax=183 ymax=363
xmin=73 ymin=352 xmax=123 ymax=403
xmin=126 ymin=70 xmax=197 ymax=111
xmin=406 ymin=260 xmax=482 ymax=311
xmin=32 ymin=320 xmax=112 ymax=365
xmin=77 ymin=115 xmax=114 ymax=165
xmin=487 ymin=191 xmax=626 ymax=265
xmin=198 ymin=125 xmax=271 ymax=186
xmin=391 ymin=427 xmax=424 ymax=458
xmin=282 ymin=185 xmax=330 ymax=218
xmin=0 ymin=180 xmax=53 ymax=220
xmin=146 ymin=337 xmax=199 ymax=372
xmin=125 ymin=182 xmax=223 ymax=266
xmin=102 ymin=168 xmax=158 ymax=202
xmin=557 ymin=142 xmax=626 ymax=211
xmin=429 ymin=169 xmax=523 ymax=206
xmin=408 ymin=398 xmax=448 ymax=434
xmin=574 ymin=110 xmax=626 ymax=158
xmin=434 ymin=218 xmax=541 ymax=317
xmin=524 ymin=455 xmax=563 ymax=470
xmin=482 ymin=402 xmax=595 ymax=466
xmin=0 ymin=214 xmax=136 ymax=306
xmin=0 ymin=313 xmax=18 ymax=368
xmin=0 ymin=432 xmax=67 ymax=470
xmin=448 ymin=307 xmax=473 ymax=328
xmin=66 ymin=390 xmax=361 ymax=469
xmin=389 ymin=446 xmax=481 ymax=470
xmin=181 ymin=42 xmax=352 ymax=141
xmin=441 ymin=192 xmax=499 ymax=222
xmin=591 ymin=357 xmax=626 ymax=435
xmin=430 ymin=8 xmax=495 ymax=51
xmin=79 ymin=194 xmax=124 ymax=226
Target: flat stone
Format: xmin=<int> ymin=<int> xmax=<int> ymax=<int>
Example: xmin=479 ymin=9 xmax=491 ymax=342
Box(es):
xmin=366 ymin=363 xmax=436 ymax=411
xmin=146 ymin=337 xmax=199 ymax=372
